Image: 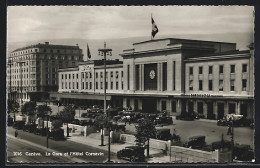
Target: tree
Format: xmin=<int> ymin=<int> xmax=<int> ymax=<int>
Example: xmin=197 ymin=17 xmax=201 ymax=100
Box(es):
xmin=52 ymin=120 xmax=63 ymax=130
xmin=36 ymin=104 xmax=52 ymax=128
xmin=7 ymin=100 xmax=19 ymax=114
xmin=93 ymin=114 xmax=109 ymax=146
xmin=135 ymin=118 xmax=156 ymax=158
xmin=21 ymin=101 xmax=37 ymax=119
xmin=57 ymin=104 xmax=75 ymax=137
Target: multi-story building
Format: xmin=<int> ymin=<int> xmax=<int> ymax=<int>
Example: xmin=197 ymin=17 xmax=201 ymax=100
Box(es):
xmin=50 ymin=38 xmax=254 ymax=119
xmin=7 ymin=42 xmax=83 ymax=103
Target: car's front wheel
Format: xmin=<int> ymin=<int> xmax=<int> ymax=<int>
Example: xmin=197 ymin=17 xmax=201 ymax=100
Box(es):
xmin=130 ymin=156 xmax=136 ymax=162
xmin=117 ymin=153 xmax=121 ymax=159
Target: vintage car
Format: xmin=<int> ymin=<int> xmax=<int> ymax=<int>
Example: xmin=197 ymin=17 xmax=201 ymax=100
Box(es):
xmin=183 ymin=135 xmax=206 ymax=149
xmin=233 ymin=144 xmax=254 ymax=161
xmin=154 ymin=116 xmax=173 ymax=125
xmin=71 ymin=119 xmax=80 ymax=125
xmin=176 ymin=112 xmax=198 ymax=121
xmin=79 ymin=118 xmax=93 ymax=126
xmin=217 ymin=114 xmax=251 ymax=127
xmin=111 ymin=122 xmax=126 ymax=132
xmin=23 ymin=123 xmax=37 ymax=133
xmin=117 ymin=146 xmax=145 ymax=162
xmin=154 ymin=128 xmax=172 ymax=141
xmin=13 ymin=121 xmax=26 ymax=130
xmin=34 ymin=127 xmax=48 ymax=136
xmin=48 ymin=129 xmax=65 ymax=140
xmin=211 ymin=140 xmax=232 ymax=151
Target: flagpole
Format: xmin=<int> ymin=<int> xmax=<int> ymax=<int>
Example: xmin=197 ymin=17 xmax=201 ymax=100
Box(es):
xmin=151 ymin=13 xmax=152 ymax=40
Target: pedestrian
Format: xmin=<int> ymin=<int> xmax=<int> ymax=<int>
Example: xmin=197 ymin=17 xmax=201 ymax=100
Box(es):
xmin=15 ymin=129 xmax=18 ymax=137
xmin=227 ymin=125 xmax=232 ymax=135
xmin=129 ymin=119 xmax=131 ymax=125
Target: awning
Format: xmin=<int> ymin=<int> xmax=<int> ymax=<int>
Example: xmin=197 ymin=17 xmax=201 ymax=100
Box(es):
xmin=49 ymin=92 xmax=111 ymax=101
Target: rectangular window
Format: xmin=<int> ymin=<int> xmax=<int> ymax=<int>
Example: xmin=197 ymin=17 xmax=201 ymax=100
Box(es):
xmin=111 ymin=82 xmax=113 ymax=90
xmin=171 ymin=101 xmax=176 ymax=112
xmin=163 ymin=62 xmax=167 ymax=91
xmin=82 ymin=82 xmax=84 ymax=89
xmin=199 ymin=66 xmax=203 ymax=74
xmin=89 ymin=82 xmax=92 ymax=89
xmin=135 ymin=65 xmax=139 ymax=90
xmin=69 ymin=74 xmax=71 ymax=79
xmin=189 ymin=80 xmax=193 ymax=90
xmin=121 ymin=81 xmax=124 ymax=90
xmin=76 ymin=74 xmax=79 ymax=79
xmin=209 ymin=80 xmax=213 ymax=91
xmin=86 ymin=82 xmax=88 ymax=89
xmin=86 ymin=72 xmax=88 ymax=78
xmin=73 ymin=74 xmax=75 ymax=79
xmin=121 ymin=71 xmax=123 ymax=78
xmin=242 ymin=79 xmax=247 ymax=91
xmin=219 ymin=80 xmax=224 ymax=91
xmin=72 ymin=82 xmax=74 ymax=89
xmin=116 ymin=82 xmax=119 ymax=90
xmin=96 ymin=82 xmax=98 ymax=89
xmin=65 ymin=74 xmax=67 ymax=79
xmin=199 ymin=80 xmax=203 ymax=91
xmin=101 ymin=82 xmax=103 ymax=89
xmin=173 ymin=61 xmax=176 ymax=90
xmin=230 ymin=65 xmax=235 ymax=73
xmin=189 ymin=67 xmax=193 ymax=75
xmin=127 ymin=65 xmax=130 ymax=90
xmin=242 ymin=64 xmax=248 ymax=72
xmin=96 ymin=72 xmax=98 ymax=78
xmin=106 ymin=82 xmax=108 ymax=89
xmin=219 ymin=65 xmax=224 ymax=74
xmin=110 ymin=71 xmax=113 ymax=78
xmin=209 ymin=66 xmax=213 ymax=74
xmin=61 ymin=74 xmax=64 ymax=79
xmin=230 ymin=80 xmax=235 ymax=91
xmin=82 ymin=73 xmax=84 ymax=79
xmin=76 ymin=82 xmax=78 ymax=89
xmin=116 ymin=71 xmax=119 ymax=78
xmin=62 ymin=82 xmax=64 ymax=89
xmin=69 ymin=82 xmax=71 ymax=89
xmin=100 ymin=72 xmax=103 ymax=78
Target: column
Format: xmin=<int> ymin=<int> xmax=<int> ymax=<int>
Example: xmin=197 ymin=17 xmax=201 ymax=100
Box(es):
xmin=141 ymin=64 xmax=144 ymax=91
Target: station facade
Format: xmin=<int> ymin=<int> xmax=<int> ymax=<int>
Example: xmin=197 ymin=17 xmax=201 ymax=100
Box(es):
xmin=50 ymin=38 xmax=254 ymax=119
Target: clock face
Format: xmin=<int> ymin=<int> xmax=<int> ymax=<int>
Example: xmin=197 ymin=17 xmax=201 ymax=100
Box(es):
xmin=149 ymin=70 xmax=156 ymax=79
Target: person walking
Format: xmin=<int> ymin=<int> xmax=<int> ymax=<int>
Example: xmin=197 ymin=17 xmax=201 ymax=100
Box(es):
xmin=15 ymin=129 xmax=18 ymax=137
xmin=227 ymin=125 xmax=232 ymax=135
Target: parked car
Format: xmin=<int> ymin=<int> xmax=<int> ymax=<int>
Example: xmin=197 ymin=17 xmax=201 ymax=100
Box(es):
xmin=80 ymin=118 xmax=93 ymax=126
xmin=176 ymin=112 xmax=197 ymax=121
xmin=34 ymin=127 xmax=48 ymax=136
xmin=48 ymin=129 xmax=65 ymax=140
xmin=183 ymin=135 xmax=206 ymax=149
xmin=217 ymin=114 xmax=251 ymax=127
xmin=71 ymin=119 xmax=80 ymax=125
xmin=111 ymin=122 xmax=126 ymax=132
xmin=233 ymin=144 xmax=254 ymax=161
xmin=154 ymin=128 xmax=172 ymax=141
xmin=23 ymin=123 xmax=37 ymax=133
xmin=211 ymin=140 xmax=231 ymax=151
xmin=13 ymin=121 xmax=26 ymax=130
xmin=154 ymin=116 xmax=173 ymax=125
xmin=117 ymin=146 xmax=145 ymax=162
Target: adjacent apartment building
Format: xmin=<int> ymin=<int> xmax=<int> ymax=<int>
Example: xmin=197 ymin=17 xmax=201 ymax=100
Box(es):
xmin=7 ymin=42 xmax=83 ymax=103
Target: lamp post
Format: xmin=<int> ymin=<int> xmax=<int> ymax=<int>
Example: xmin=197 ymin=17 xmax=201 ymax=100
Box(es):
xmin=98 ymin=42 xmax=112 ymax=162
xmin=17 ymin=61 xmax=25 ymax=113
xmin=46 ymin=114 xmax=49 ymax=148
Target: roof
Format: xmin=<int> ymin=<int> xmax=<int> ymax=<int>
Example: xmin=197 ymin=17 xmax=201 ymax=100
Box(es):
xmin=12 ymin=42 xmax=81 ymax=52
xmin=133 ymin=38 xmax=236 ymax=45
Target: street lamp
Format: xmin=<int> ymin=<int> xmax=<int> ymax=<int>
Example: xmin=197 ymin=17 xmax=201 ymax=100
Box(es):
xmin=46 ymin=114 xmax=49 ymax=148
xmin=98 ymin=42 xmax=112 ymax=162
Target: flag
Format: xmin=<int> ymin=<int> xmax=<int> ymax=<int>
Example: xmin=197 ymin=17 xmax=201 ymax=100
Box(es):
xmin=87 ymin=44 xmax=91 ymax=59
xmin=151 ymin=17 xmax=159 ymax=38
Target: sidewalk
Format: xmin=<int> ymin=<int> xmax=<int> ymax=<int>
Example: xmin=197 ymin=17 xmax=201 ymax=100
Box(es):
xmin=64 ymin=131 xmax=170 ymax=163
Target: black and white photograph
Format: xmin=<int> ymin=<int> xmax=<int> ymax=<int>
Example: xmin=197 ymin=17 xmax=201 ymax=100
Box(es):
xmin=6 ymin=6 xmax=255 ymax=164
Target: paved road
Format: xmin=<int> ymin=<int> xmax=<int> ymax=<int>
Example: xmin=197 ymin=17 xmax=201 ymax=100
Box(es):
xmin=7 ymin=126 xmax=126 ymax=163
xmin=123 ymin=118 xmax=254 ymax=148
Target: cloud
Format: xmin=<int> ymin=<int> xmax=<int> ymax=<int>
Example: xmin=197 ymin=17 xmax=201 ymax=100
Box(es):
xmin=7 ymin=6 xmax=254 ymax=43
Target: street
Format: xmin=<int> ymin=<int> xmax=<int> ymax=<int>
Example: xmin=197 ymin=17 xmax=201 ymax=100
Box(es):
xmin=7 ymin=126 xmax=126 ymax=163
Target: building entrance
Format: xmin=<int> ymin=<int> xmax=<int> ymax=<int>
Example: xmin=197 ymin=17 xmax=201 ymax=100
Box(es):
xmin=217 ymin=103 xmax=224 ymax=119
xmin=142 ymin=98 xmax=157 ymax=113
xmin=229 ymin=103 xmax=236 ymax=114
xmin=207 ymin=102 xmax=214 ymax=119
xmin=240 ymin=104 xmax=248 ymax=117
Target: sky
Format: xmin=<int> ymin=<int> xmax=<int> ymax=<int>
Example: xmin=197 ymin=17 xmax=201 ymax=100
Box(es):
xmin=7 ymin=6 xmax=254 ymax=43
